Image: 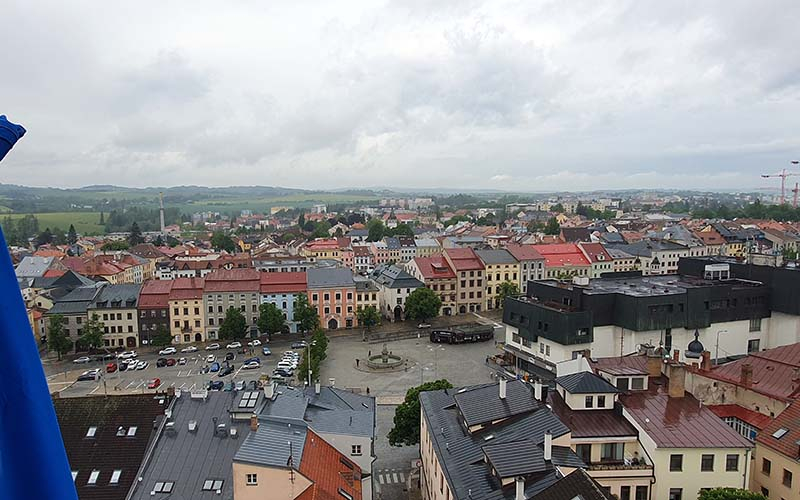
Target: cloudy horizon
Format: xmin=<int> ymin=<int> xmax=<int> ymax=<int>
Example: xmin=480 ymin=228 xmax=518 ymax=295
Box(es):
xmin=2 ymin=1 xmax=799 ymax=191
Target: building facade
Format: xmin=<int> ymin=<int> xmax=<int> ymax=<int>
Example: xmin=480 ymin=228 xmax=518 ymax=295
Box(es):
xmin=168 ymin=277 xmax=205 ymax=344
xmin=259 ymin=271 xmax=307 ymax=334
xmin=203 ymin=269 xmax=261 ymax=340
xmin=307 ymin=268 xmax=358 ymax=330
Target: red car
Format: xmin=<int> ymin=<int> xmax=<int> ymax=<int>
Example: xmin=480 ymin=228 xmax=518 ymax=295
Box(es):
xmin=106 ymin=362 xmax=118 ymax=373
xmin=147 ymin=378 xmax=161 ymax=389
xmin=166 ymin=358 xmax=176 ymax=367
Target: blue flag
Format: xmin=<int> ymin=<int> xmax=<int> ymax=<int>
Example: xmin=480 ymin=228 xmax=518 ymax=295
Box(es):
xmin=0 ymin=118 xmax=77 ymax=499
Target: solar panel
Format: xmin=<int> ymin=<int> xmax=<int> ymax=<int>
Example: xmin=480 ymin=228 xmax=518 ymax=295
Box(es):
xmin=239 ymin=391 xmax=259 ymax=409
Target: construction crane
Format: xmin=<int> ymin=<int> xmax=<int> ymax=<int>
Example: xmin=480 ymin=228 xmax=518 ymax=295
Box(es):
xmin=762 ymin=161 xmax=800 ymax=205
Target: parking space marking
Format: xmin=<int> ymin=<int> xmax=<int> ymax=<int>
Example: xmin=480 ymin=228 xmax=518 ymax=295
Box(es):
xmin=135 ymin=380 xmax=145 ymax=389
xmin=179 ymin=383 xmax=186 ymax=389
xmin=89 ymin=385 xmax=100 ymax=394
xmin=125 ymin=380 xmax=137 ymax=389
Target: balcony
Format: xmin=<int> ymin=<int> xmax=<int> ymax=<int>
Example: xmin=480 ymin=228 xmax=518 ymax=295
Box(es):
xmin=586 ymin=458 xmax=653 ymax=478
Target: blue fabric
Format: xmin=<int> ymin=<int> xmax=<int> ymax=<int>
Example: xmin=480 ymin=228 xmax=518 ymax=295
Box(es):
xmin=0 ymin=115 xmax=26 ymax=162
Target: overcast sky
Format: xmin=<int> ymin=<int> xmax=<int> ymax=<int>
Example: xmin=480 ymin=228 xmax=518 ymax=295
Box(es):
xmin=2 ymin=1 xmax=799 ymax=191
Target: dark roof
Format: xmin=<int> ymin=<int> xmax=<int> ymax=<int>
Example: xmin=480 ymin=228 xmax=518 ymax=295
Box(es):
xmin=54 ymin=394 xmax=170 ymax=500
xmin=370 ymin=264 xmax=424 ymax=289
xmin=475 ymin=249 xmax=518 ymax=265
xmin=555 ymin=372 xmax=620 ymax=394
xmin=483 ymin=440 xmax=582 ymax=479
xmin=532 ymin=468 xmax=616 ymax=500
xmin=307 ymin=267 xmax=355 ymax=289
xmin=48 ymin=283 xmax=105 ymax=316
xmin=234 ymin=419 xmax=308 ymax=468
xmin=453 ymin=380 xmax=542 ymax=427
xmin=549 ymin=391 xmax=638 ymax=439
xmin=89 ymin=283 xmax=142 ymax=310
xmin=560 ymin=227 xmax=592 ymax=243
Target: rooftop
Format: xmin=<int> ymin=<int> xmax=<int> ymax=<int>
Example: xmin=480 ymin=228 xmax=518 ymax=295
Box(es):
xmin=370 ymin=264 xmax=423 ymax=289
xmin=453 ymin=379 xmax=542 ymax=428
xmin=531 ymin=468 xmax=616 ymax=500
xmin=444 ymin=247 xmax=484 ymax=271
xmin=411 ymin=256 xmax=456 ymax=280
xmin=530 ymin=244 xmax=591 ymax=268
xmin=756 ymin=399 xmax=800 ymax=460
xmin=307 ymin=267 xmax=355 ymax=289
xmin=549 ymin=391 xmax=638 ymax=439
xmin=555 ymin=371 xmax=619 ymax=395
xmin=504 ymin=243 xmax=545 ymax=262
xmin=259 ymin=271 xmax=307 ymax=294
xmin=298 ymin=430 xmax=362 ymax=500
xmin=475 ymin=248 xmax=518 ymax=266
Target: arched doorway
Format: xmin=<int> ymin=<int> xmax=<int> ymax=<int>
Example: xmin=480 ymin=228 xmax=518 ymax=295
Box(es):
xmin=459 ymin=305 xmax=467 ymax=314
xmin=443 ymin=307 xmax=452 ymax=316
xmin=126 ymin=336 xmax=137 ymax=348
xmin=195 ymin=333 xmax=202 ymax=342
xmin=327 ymin=318 xmax=339 ymax=330
xmin=393 ymin=306 xmax=402 ymax=322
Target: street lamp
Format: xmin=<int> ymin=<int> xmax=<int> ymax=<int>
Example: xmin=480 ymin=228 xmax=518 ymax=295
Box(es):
xmin=715 ymin=329 xmax=728 ymax=365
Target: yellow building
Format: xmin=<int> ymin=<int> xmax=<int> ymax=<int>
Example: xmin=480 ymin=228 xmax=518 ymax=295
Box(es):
xmin=751 ymin=399 xmax=800 ymax=499
xmin=475 ymin=249 xmax=520 ymax=310
xmin=168 ymin=277 xmax=206 ymax=344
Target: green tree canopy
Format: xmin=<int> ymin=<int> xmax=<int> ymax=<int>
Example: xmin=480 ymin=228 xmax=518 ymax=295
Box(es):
xmin=697 ymin=488 xmax=767 ymax=500
xmin=388 ymin=379 xmax=453 ymax=446
xmin=210 ymin=231 xmax=237 ymax=252
xmin=404 ymin=287 xmax=442 ymax=323
xmin=101 ymin=240 xmax=130 ymax=251
xmin=128 ymin=221 xmax=144 ymax=246
xmin=154 ymin=234 xmax=164 ymax=247
xmin=496 ymin=281 xmax=520 ymax=307
xmin=298 ymin=212 xmax=305 ymax=228
xmin=294 ymin=293 xmax=319 ymax=334
xmin=298 ymin=329 xmax=330 ymax=384
xmin=312 ymin=220 xmax=332 ymax=239
xmin=356 ymin=305 xmax=381 ymax=332
xmin=257 ymin=302 xmax=286 ymax=336
xmin=35 ymin=228 xmax=53 ymax=247
xmin=544 ymin=217 xmax=560 ymax=235
xmin=67 ymin=224 xmax=78 ymax=245
xmin=151 ymin=324 xmax=173 ymax=347
xmin=46 ymin=314 xmax=72 ymax=360
xmin=79 ymin=313 xmax=105 ymax=351
xmin=367 ymin=218 xmax=385 ymax=242
xmin=219 ymin=307 xmax=248 ymax=340
xmin=550 ymin=203 xmax=565 ymax=213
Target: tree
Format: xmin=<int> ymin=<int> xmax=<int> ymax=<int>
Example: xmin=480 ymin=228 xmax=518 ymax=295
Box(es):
xmin=79 ymin=314 xmax=105 ymax=351
xmin=550 ymin=203 xmax=565 ymax=213
xmin=404 ymin=287 xmax=442 ymax=323
xmin=257 ymin=302 xmax=286 ymax=337
xmin=312 ymin=220 xmax=331 ymax=239
xmin=298 ymin=329 xmax=329 ymax=383
xmin=294 ymin=293 xmax=319 ymax=335
xmin=219 ymin=307 xmax=248 ymax=340
xmin=154 ymin=234 xmax=164 ymax=247
xmin=697 ymin=488 xmax=766 ymax=500
xmin=357 ymin=305 xmax=380 ymax=336
xmin=544 ymin=217 xmax=560 ymax=235
xmin=35 ymin=227 xmax=53 ymax=247
xmin=367 ymin=218 xmax=385 ymax=242
xmin=496 ymin=281 xmax=520 ymax=308
xmin=210 ymin=231 xmax=236 ymax=252
xmin=298 ymin=212 xmax=305 ymax=228
xmin=102 ymin=240 xmax=130 ymax=251
xmin=99 ymin=211 xmax=105 ymax=225
xmin=151 ymin=324 xmax=173 ymax=347
xmin=388 ymin=223 xmax=414 ymax=237
xmin=67 ymin=224 xmax=78 ymax=245
xmin=46 ymin=315 xmax=72 ymax=360
xmin=388 ymin=379 xmax=453 ymax=446
xmin=128 ymin=221 xmax=144 ymax=246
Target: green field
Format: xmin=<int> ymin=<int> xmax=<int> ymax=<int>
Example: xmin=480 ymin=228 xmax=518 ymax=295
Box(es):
xmin=4 ymin=212 xmax=105 ymax=235
xmin=173 ymin=193 xmax=380 ymax=213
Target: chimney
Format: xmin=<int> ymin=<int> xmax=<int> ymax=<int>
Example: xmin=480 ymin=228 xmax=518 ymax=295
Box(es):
xmin=499 ymin=379 xmax=507 ymax=400
xmin=701 ymin=351 xmax=712 ymax=372
xmin=249 ymin=414 xmax=259 ymax=432
xmin=315 ymin=382 xmax=321 ymax=395
xmin=582 ymin=349 xmax=591 ymax=360
xmin=647 ymin=351 xmax=662 ymax=378
xmin=533 ymin=379 xmax=542 ymax=401
xmin=668 ymin=364 xmax=685 ymax=398
xmin=543 ymin=430 xmax=552 ymax=461
xmin=740 ymin=363 xmax=753 ymax=387
xmin=515 ymin=476 xmax=525 ymax=500
xmin=264 ymin=382 xmax=275 ymax=400
xmin=672 ymin=349 xmax=680 ymax=362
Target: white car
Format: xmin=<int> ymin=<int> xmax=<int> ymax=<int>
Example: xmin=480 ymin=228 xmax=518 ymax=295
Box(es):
xmin=418 ymin=323 xmax=432 ymax=329
xmin=135 ymin=360 xmax=148 ymax=370
xmin=117 ymin=351 xmax=138 ymax=360
xmin=242 ymin=361 xmax=260 ymax=370
xmin=226 ymin=342 xmax=242 ymax=349
xmin=206 ymin=354 xmax=216 ymax=363
xmin=206 ymin=343 xmax=220 ymax=350
xmin=277 ymin=361 xmax=297 ymax=370
xmin=178 ymin=357 xmax=188 ymax=365
xmin=73 ymin=356 xmax=92 ymax=364
xmin=159 ymin=347 xmax=177 ymax=355
xmin=247 ymin=339 xmax=261 ymax=347
xmin=181 ymin=345 xmax=198 ymax=353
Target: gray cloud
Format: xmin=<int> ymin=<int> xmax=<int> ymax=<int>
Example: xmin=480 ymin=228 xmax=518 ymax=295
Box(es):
xmin=1 ymin=0 xmax=799 ymax=191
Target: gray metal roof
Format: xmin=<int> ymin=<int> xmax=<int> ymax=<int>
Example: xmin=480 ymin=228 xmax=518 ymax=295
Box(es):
xmin=233 ymin=419 xmax=307 ymax=469
xmin=15 ymin=256 xmax=54 ymax=277
xmin=555 ymin=372 xmax=620 ymax=395
xmin=453 ymin=379 xmax=541 ymax=427
xmin=130 ymin=391 xmax=252 ymax=500
xmin=475 ymin=249 xmax=518 ymax=265
xmin=47 ymin=284 xmax=105 ymax=316
xmin=259 ymin=386 xmax=308 ymax=420
xmin=370 ymin=264 xmax=423 ymax=289
xmin=483 ymin=440 xmax=580 ymax=478
xmin=304 ymin=408 xmax=374 ymax=438
xmin=306 ymin=268 xmax=355 ymax=289
xmin=89 ymin=283 xmax=142 ymax=310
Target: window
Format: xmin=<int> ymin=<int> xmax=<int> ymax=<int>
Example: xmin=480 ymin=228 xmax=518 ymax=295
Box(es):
xmin=631 ymin=377 xmax=645 ymax=390
xmin=726 ymin=454 xmax=739 ymax=472
xmin=601 ymin=443 xmax=623 ymax=462
xmin=202 ymin=479 xmax=224 ymax=491
xmin=620 ymin=486 xmax=631 ymax=500
xmin=545 ymin=345 xmax=550 ymax=356
xmin=701 ymin=454 xmax=714 ymax=472
xmin=576 ymin=444 xmax=592 ymax=463
xmin=86 ymin=426 xmax=97 ymax=438
xmin=597 ymin=395 xmax=606 ymax=408
xmin=762 ymin=457 xmax=771 ymax=475
xmin=338 ymin=488 xmax=354 ymax=500
xmin=127 ymin=426 xmax=137 ymax=436
xmin=324 ymin=293 xmax=330 ymax=301
xmin=312 ymin=293 xmax=318 ymax=302
xmin=783 ymin=469 xmax=792 ymax=487
xmin=616 ymin=377 xmax=629 ymax=391
xmin=71 ymin=471 xmax=78 ymax=482
xmin=585 ymin=396 xmax=594 ymax=408
xmin=750 ymin=317 xmax=762 ymax=332
xmin=669 ymin=454 xmax=683 ymax=471
xmin=760 ymin=487 xmax=768 ymax=497
xmin=88 ymin=470 xmax=100 ymax=485
xmin=668 ymin=488 xmax=682 ymax=500
xmin=335 ymin=293 xmax=341 ymax=300
xmin=110 ymin=470 xmax=122 ymax=484
xmin=635 ymin=486 xmax=648 ymax=500
xmin=540 ymin=343 xmax=544 ymax=354
xmin=154 ymin=481 xmax=174 ymax=493
xmin=351 ymin=444 xmax=362 ymax=456
xmin=246 ymin=473 xmax=257 ymax=486
xmin=748 ymin=339 xmax=760 ymax=354
xmin=773 ymin=427 xmax=789 ymax=439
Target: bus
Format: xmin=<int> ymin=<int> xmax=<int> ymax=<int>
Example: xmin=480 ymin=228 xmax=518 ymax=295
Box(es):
xmin=429 ymin=324 xmax=494 ymax=344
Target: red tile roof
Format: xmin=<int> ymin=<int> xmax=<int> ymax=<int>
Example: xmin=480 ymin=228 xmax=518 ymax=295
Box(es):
xmin=530 ymin=244 xmax=591 ymax=268
xmin=504 ymin=244 xmax=544 ymax=262
xmin=168 ymin=277 xmax=205 ymax=300
xmin=579 ymin=242 xmax=612 ymax=264
xmin=621 ymin=378 xmax=753 ymax=449
xmin=444 ymin=248 xmax=484 ymax=271
xmin=43 ymin=268 xmax=67 ymax=278
xmin=412 ymin=256 xmax=456 ymax=280
xmin=708 ymin=404 xmax=772 ymax=430
xmin=757 ymin=399 xmax=800 ymax=459
xmin=298 ymin=430 xmax=362 ymax=500
xmin=590 ymin=355 xmax=649 ymax=376
xmin=260 ymin=272 xmax=307 ymax=294
xmin=549 ymin=392 xmax=638 ymax=438
xmin=138 ymin=280 xmax=174 ymax=309
xmin=700 ymin=343 xmax=800 ymax=402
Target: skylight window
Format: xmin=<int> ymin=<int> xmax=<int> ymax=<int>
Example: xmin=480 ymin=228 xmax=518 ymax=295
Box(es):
xmin=154 ymin=481 xmax=174 ymax=493
xmin=110 ymin=470 xmax=122 ymax=484
xmin=116 ymin=426 xmax=126 ymax=436
xmin=202 ymin=479 xmax=224 ymax=491
xmin=127 ymin=426 xmax=137 ymax=436
xmin=71 ymin=471 xmax=78 ymax=482
xmin=86 ymin=426 xmax=97 ymax=438
xmin=87 ymin=470 xmax=100 ymax=485
xmin=773 ymin=428 xmax=789 ymax=439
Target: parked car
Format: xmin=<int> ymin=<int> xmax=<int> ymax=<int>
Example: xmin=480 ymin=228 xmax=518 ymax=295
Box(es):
xmin=77 ymin=369 xmax=100 ymax=381
xmin=118 ymin=361 xmax=129 ymax=372
xmin=166 ymin=358 xmax=176 ymax=367
xmin=261 ymin=346 xmax=272 ymax=356
xmin=225 ymin=352 xmax=235 ymax=361
xmin=277 ymin=361 xmax=296 ymax=370
xmin=291 ymin=341 xmax=307 ymax=349
xmin=219 ymin=365 xmax=235 ymax=377
xmin=242 ymin=361 xmax=260 ymax=370
xmin=226 ymin=342 xmax=242 ymax=349
xmin=156 ymin=358 xmax=167 ymax=368
xmin=73 ymin=356 xmax=91 ymax=364
xmin=117 ymin=351 xmax=137 ymax=360
xmin=247 ymin=339 xmax=261 ymax=347
xmin=205 ymin=343 xmax=220 ymax=351
xmin=210 ymin=362 xmax=221 ymax=373
xmin=224 ymin=381 xmax=235 ymax=391
xmin=178 ymin=357 xmax=187 ymax=365
xmin=208 ymin=380 xmax=224 ymax=391
xmin=235 ymin=380 xmax=246 ymax=390
xmin=95 ymin=353 xmax=116 ymax=361
xmin=158 ymin=347 xmax=177 ymax=355
xmin=181 ymin=345 xmax=198 ymax=353
xmin=147 ymin=378 xmax=161 ymax=389
xmin=135 ymin=360 xmax=148 ymax=370
xmin=106 ymin=362 xmax=117 ymax=373
xmin=243 ymin=357 xmax=260 ymax=365
xmin=418 ymin=323 xmax=432 ymax=329
xmin=205 ymin=354 xmax=216 ymax=363
xmin=273 ymin=368 xmax=293 ymax=377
